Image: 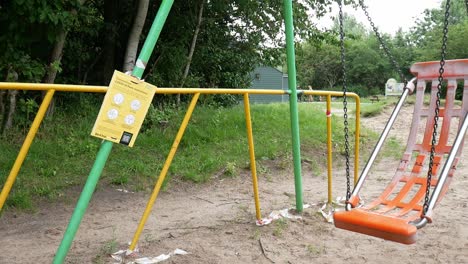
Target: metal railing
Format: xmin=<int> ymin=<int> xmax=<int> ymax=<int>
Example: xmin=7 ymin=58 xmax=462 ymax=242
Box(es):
xmin=0 ymin=82 xmax=360 ymax=250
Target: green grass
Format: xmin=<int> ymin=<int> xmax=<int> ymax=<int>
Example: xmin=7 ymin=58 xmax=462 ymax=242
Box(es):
xmin=273 ymin=217 xmax=288 ymax=237
xmin=358 ymin=95 xmax=401 ymax=117
xmin=0 ymin=100 xmax=381 ymax=210
xmin=92 ymin=237 xmax=118 ymax=264
xmin=360 ymin=101 xmax=387 ymax=117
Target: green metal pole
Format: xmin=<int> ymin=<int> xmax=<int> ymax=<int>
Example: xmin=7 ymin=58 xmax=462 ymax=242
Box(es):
xmin=132 ymin=0 xmax=174 ymax=78
xmin=53 ymin=1 xmax=174 ymax=263
xmin=283 ymin=0 xmax=303 ymax=212
xmin=52 ymin=141 xmax=113 ymax=264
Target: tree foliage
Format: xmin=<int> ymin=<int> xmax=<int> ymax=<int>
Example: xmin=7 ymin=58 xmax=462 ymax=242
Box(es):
xmin=0 ymin=0 xmax=337 ymax=123
xmin=296 ymin=0 xmax=468 ymax=97
xmin=1 ymin=0 xmax=468 ymax=131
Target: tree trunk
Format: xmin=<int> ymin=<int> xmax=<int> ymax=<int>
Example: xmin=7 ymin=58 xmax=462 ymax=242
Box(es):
xmin=102 ymin=0 xmax=119 ymax=83
xmin=177 ymin=0 xmax=205 ymax=105
xmin=1 ymin=69 xmax=18 ymax=135
xmin=82 ymin=50 xmax=103 ymax=84
xmin=42 ymin=29 xmax=68 ymax=116
xmin=3 ymin=90 xmax=18 ymax=132
xmin=43 ymin=30 xmax=67 ymax=84
xmin=42 ymin=0 xmax=86 ymax=116
xmin=0 ymin=90 xmax=5 ymax=125
xmin=123 ymin=0 xmax=149 ymax=73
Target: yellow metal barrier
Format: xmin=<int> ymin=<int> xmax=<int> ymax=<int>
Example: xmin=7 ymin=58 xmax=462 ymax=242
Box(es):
xmin=326 ymin=95 xmax=333 ymax=204
xmin=129 ymin=93 xmax=201 ymax=250
xmin=0 ymin=82 xmax=360 ymax=223
xmin=0 ymin=82 xmax=107 ymax=93
xmin=0 ymin=89 xmax=55 ymax=209
xmin=243 ymin=94 xmax=261 ymax=220
xmin=0 ymin=83 xmax=108 ymax=211
xmin=303 ymin=90 xmax=360 ymax=186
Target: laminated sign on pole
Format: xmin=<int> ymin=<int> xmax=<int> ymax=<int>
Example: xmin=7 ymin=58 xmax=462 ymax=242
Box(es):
xmin=91 ymin=71 xmax=156 ymax=147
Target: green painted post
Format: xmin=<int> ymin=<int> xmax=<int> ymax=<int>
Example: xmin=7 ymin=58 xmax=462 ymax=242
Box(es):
xmin=131 ymin=0 xmax=174 ymax=78
xmin=53 ymin=1 xmax=174 ymax=263
xmin=52 ymin=141 xmax=113 ymax=264
xmin=283 ymin=0 xmax=303 ymax=212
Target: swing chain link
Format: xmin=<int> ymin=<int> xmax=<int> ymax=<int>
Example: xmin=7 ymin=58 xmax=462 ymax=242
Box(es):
xmin=339 ymin=0 xmax=351 ymax=201
xmin=423 ymin=0 xmax=450 ymax=216
xmin=359 ymin=0 xmax=407 ymax=83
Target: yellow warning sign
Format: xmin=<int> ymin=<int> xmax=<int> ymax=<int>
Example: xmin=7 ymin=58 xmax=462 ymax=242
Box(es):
xmin=91 ymin=71 xmax=156 ymax=147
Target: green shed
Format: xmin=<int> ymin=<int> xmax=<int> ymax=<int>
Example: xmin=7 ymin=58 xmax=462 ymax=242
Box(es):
xmin=248 ymin=66 xmax=289 ymax=104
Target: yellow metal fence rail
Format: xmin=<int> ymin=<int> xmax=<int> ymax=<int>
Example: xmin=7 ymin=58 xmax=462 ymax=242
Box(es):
xmin=0 ymin=82 xmax=360 ymax=224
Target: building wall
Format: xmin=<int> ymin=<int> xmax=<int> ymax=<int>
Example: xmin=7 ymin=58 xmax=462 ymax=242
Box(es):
xmin=248 ymin=66 xmax=288 ymax=104
xmin=282 ymin=74 xmax=289 ymax=102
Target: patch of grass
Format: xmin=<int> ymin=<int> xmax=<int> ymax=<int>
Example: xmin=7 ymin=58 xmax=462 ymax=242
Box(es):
xmin=274 ymin=153 xmax=292 ymax=171
xmin=273 ymin=218 xmax=288 ymax=237
xmin=223 ymin=161 xmax=238 ymax=177
xmin=144 ymin=233 xmax=157 ymax=243
xmin=302 ymin=157 xmax=322 ymax=177
xmin=92 ymin=238 xmax=118 ymax=264
xmin=383 ymin=137 xmax=405 ymax=159
xmin=234 ymin=204 xmax=250 ymax=222
xmin=5 ymin=190 xmax=33 ymax=209
xmin=250 ymin=228 xmax=262 ymax=240
xmin=110 ymin=174 xmax=129 ymax=185
xmin=306 ymin=244 xmax=324 ymax=256
xmin=360 ymin=101 xmax=386 ymax=117
xmin=359 ymin=95 xmax=403 ymax=117
xmin=0 ymin=100 xmax=382 ymax=210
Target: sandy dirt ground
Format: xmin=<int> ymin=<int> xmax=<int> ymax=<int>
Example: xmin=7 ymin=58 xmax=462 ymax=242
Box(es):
xmin=0 ymin=104 xmax=467 ymax=264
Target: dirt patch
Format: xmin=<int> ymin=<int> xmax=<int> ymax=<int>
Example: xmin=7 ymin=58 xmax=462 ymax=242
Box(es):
xmin=1 ymin=104 xmax=467 ymax=263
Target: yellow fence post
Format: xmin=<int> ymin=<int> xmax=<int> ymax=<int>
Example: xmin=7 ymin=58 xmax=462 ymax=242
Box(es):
xmin=0 ymin=89 xmax=55 ymax=210
xmin=353 ymin=94 xmax=361 ymax=184
xmin=302 ymin=90 xmax=361 ymax=201
xmin=0 ymin=83 xmax=361 ymax=245
xmin=242 ymin=93 xmax=261 ymax=220
xmin=326 ymin=95 xmax=333 ymax=204
xmin=129 ymin=93 xmax=200 ymax=250
xmin=0 ymin=83 xmax=108 ymax=210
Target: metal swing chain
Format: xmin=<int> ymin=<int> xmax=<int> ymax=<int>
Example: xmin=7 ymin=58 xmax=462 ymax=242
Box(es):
xmin=338 ymin=0 xmax=351 ymax=201
xmin=423 ymin=0 xmax=451 ymax=216
xmin=359 ymin=0 xmax=407 ymax=84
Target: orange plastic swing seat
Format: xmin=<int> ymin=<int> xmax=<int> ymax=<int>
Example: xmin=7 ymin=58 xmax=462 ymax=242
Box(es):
xmin=334 ymin=209 xmax=417 ymax=244
xmin=333 ymin=59 xmax=468 ymax=244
